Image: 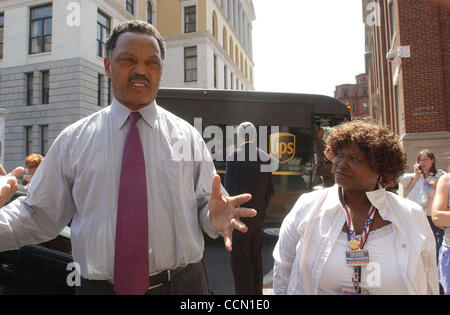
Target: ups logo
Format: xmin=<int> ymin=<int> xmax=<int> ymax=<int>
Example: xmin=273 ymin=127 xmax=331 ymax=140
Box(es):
xmin=270 ymin=132 xmax=296 ymax=164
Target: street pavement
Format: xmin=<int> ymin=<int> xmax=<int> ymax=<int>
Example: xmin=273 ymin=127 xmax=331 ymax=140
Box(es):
xmin=203 ymin=230 xmax=277 ymax=295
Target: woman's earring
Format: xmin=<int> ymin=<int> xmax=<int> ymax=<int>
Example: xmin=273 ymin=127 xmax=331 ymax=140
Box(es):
xmin=377 ymin=176 xmax=383 ymax=189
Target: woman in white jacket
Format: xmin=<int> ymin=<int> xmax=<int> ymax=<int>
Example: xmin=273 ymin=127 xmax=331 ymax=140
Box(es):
xmin=273 ymin=121 xmax=438 ymax=295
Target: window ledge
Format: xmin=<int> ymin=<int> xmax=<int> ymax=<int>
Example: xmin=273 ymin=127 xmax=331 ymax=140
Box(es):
xmin=28 ymin=52 xmax=51 ymax=58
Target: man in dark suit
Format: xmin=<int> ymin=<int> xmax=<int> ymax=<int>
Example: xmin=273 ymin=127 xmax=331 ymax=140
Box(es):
xmin=224 ymin=122 xmax=274 ymax=295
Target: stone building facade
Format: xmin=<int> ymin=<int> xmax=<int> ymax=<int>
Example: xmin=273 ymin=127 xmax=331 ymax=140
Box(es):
xmin=0 ymin=0 xmax=255 ymax=170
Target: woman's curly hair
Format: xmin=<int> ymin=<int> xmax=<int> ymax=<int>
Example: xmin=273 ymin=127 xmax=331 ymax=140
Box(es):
xmin=325 ymin=120 xmax=407 ymax=188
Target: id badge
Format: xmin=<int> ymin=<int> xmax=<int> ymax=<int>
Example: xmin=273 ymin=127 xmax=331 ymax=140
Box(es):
xmin=345 ymin=250 xmax=370 ymax=266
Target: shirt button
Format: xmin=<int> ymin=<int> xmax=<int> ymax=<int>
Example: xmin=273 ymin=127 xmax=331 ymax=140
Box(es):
xmin=149 ymin=248 xmax=153 ymax=255
xmin=402 ymin=244 xmax=407 ymax=249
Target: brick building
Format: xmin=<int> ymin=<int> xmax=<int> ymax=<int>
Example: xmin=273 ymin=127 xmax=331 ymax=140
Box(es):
xmin=362 ymin=0 xmax=450 ymax=171
xmin=334 ymin=73 xmax=370 ymax=121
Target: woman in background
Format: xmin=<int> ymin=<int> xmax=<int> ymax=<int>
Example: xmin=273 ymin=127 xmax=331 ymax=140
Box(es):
xmin=404 ymin=150 xmax=445 ymax=254
xmin=23 ymin=153 xmax=44 ymax=186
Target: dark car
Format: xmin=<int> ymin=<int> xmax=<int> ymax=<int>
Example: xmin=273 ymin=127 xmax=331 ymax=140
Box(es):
xmin=0 ymin=189 xmax=75 ymax=295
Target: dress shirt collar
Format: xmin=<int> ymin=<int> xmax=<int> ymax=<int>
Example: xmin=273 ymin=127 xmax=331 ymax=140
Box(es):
xmin=321 ymin=184 xmax=388 ymax=217
xmin=110 ymin=97 xmax=158 ymax=129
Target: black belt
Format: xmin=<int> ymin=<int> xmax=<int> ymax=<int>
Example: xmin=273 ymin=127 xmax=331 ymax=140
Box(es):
xmin=148 ymin=269 xmax=172 ymax=290
xmin=103 ymin=265 xmax=188 ymax=291
xmin=148 ymin=265 xmax=188 ymax=290
xmin=79 ymin=262 xmax=204 ymax=295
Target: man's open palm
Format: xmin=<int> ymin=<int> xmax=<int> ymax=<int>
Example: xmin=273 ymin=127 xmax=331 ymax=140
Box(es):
xmin=208 ymin=175 xmax=257 ymax=251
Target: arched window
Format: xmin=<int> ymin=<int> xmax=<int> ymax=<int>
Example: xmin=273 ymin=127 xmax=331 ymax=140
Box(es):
xmin=235 ymin=45 xmax=239 ymax=66
xmin=240 ymin=52 xmax=243 ymax=72
xmin=223 ymin=27 xmax=228 ymax=51
xmin=212 ymin=11 xmax=218 ymax=40
xmin=229 ymin=37 xmax=233 ymax=58
xmin=245 ymin=59 xmax=248 ymax=77
xmin=147 ymin=1 xmax=155 ymax=25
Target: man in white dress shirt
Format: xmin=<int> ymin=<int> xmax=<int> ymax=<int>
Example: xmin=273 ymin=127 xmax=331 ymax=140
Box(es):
xmin=0 ymin=20 xmax=256 ymax=295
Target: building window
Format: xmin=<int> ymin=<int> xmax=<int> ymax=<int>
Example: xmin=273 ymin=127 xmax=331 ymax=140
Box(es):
xmin=213 ymin=54 xmax=217 ymax=88
xmin=97 ymin=11 xmax=110 ymax=57
xmin=40 ymin=125 xmax=49 ymax=155
xmin=25 ymin=126 xmax=33 ymax=156
xmin=184 ymin=6 xmax=196 ymax=33
xmin=98 ymin=74 xmax=103 ymax=106
xmin=240 ymin=53 xmax=243 ymax=73
xmin=245 ymin=59 xmax=248 ymax=78
xmin=231 ymin=73 xmax=234 ymax=89
xmin=363 ymin=103 xmax=369 ymax=113
xmin=0 ymin=13 xmax=4 ymax=59
xmin=229 ymin=37 xmax=233 ymax=58
xmin=363 ymin=87 xmax=368 ymax=96
xmin=223 ymin=27 xmax=227 ymax=51
xmin=147 ymin=1 xmax=153 ymax=24
xmin=41 ymin=70 xmax=49 ymax=104
xmin=224 ymin=66 xmax=227 ymax=89
xmin=212 ymin=11 xmax=218 ymax=40
xmin=184 ymin=46 xmax=197 ymax=82
xmin=29 ymin=5 xmax=52 ymax=54
xmin=27 ymin=72 xmax=34 ymax=106
xmin=352 ymin=104 xmax=356 ymax=113
xmin=389 ymin=0 xmax=396 ymax=40
xmin=126 ymin=0 xmax=135 ymax=15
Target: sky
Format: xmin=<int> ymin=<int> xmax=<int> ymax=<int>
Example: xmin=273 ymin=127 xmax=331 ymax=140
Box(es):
xmin=252 ymin=1 xmax=366 ymax=97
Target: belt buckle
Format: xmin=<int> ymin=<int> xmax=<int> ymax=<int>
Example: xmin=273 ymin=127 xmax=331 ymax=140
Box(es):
xmin=148 ymin=270 xmax=171 ymax=290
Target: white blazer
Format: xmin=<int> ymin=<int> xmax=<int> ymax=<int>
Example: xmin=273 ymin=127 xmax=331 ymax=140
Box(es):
xmin=273 ymin=185 xmax=439 ymax=295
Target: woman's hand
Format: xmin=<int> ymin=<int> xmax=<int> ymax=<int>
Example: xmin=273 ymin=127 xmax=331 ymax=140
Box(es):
xmin=413 ymin=163 xmax=422 ymax=178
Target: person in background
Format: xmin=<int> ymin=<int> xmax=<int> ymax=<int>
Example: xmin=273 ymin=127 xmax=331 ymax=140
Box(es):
xmin=404 ymin=150 xmax=445 ymax=255
xmin=312 ymin=127 xmax=333 ymax=187
xmin=225 ymin=122 xmax=274 ymax=295
xmin=0 ymin=142 xmax=6 ymax=176
xmin=0 ymin=165 xmax=6 ymax=177
xmin=273 ymin=121 xmax=438 ymax=295
xmin=23 ymin=154 xmax=44 ymax=186
xmin=431 ymin=169 xmax=450 ymax=294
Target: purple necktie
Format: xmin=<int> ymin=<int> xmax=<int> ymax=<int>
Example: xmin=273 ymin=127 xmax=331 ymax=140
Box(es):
xmin=114 ymin=111 xmax=149 ymax=295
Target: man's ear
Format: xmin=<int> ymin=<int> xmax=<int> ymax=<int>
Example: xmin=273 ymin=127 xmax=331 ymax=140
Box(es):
xmin=104 ymin=57 xmax=112 ymax=79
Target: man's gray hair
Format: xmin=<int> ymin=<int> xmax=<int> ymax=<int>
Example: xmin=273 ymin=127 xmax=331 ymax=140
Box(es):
xmin=105 ymin=20 xmax=166 ymax=60
xmin=237 ymin=122 xmax=257 ymax=143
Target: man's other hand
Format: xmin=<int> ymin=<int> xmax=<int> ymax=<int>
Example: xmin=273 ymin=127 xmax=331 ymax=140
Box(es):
xmin=208 ymin=175 xmax=257 ymax=251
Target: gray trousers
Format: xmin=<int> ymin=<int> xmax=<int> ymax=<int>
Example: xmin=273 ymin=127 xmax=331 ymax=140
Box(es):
xmin=76 ymin=262 xmax=210 ymax=295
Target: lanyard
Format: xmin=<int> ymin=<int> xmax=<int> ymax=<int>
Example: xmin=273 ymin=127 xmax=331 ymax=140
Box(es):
xmin=340 ymin=189 xmax=377 ymax=294
xmin=343 ymin=203 xmax=376 ymax=250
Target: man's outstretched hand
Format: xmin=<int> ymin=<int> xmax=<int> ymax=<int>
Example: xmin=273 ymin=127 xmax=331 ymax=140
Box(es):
xmin=208 ymin=175 xmax=257 ymax=251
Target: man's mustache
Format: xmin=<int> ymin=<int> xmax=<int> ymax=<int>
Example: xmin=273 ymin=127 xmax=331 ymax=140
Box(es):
xmin=128 ymin=75 xmax=149 ymax=83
